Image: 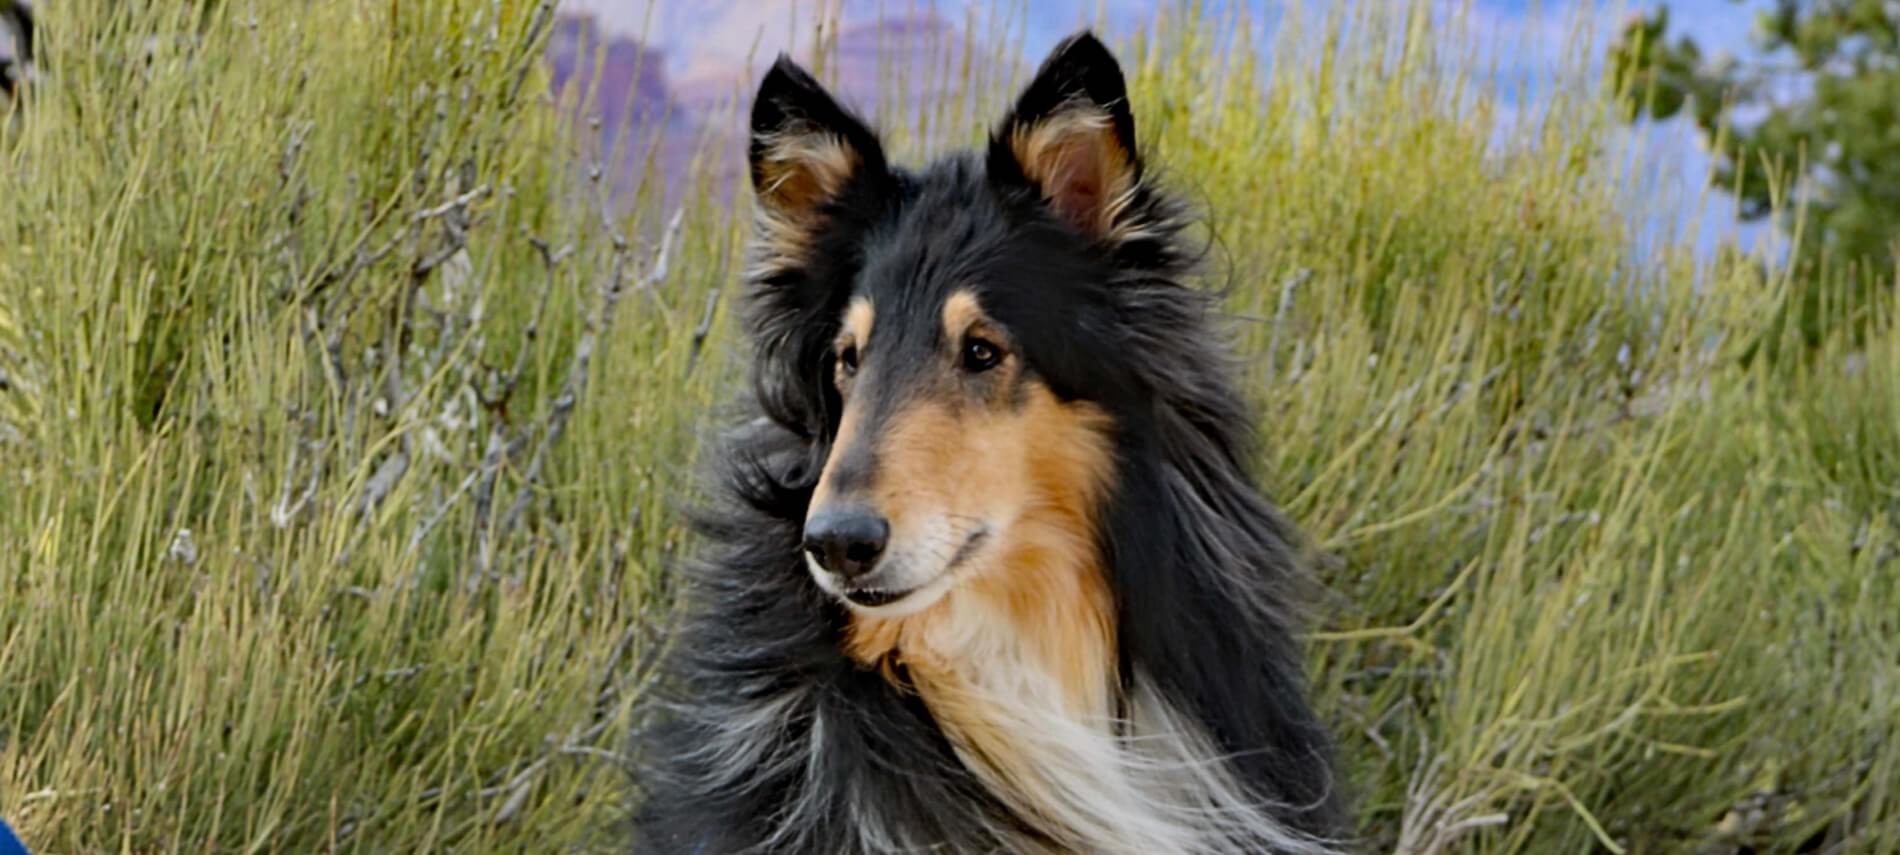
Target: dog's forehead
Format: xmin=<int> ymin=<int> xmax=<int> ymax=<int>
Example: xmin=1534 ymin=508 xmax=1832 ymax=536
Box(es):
xmin=851 ymin=159 xmax=1010 ymax=329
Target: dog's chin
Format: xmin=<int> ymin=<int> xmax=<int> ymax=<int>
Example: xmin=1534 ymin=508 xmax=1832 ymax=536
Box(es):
xmin=804 ymin=559 xmax=953 ymax=618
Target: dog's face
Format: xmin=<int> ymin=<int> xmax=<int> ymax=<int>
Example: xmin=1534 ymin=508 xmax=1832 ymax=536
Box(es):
xmin=747 ymin=34 xmax=1171 ymax=617
xmin=804 ymin=283 xmax=1118 ymax=616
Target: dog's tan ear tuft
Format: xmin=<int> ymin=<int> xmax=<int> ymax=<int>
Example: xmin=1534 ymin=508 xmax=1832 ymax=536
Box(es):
xmin=755 ymin=126 xmax=862 ymax=217
xmin=1005 ymin=105 xmax=1134 ymax=238
xmin=749 ymin=56 xmax=886 ymax=236
xmin=990 ymin=33 xmax=1141 ymax=239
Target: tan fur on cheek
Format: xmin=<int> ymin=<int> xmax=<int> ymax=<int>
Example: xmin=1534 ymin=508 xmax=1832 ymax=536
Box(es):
xmin=982 ymin=392 xmax=1118 ymax=714
xmin=843 ymin=387 xmax=1119 ymax=717
xmin=865 ymin=399 xmax=968 ymax=556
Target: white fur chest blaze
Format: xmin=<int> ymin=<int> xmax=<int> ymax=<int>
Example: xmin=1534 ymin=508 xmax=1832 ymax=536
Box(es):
xmin=843 ymin=571 xmax=1330 ymax=854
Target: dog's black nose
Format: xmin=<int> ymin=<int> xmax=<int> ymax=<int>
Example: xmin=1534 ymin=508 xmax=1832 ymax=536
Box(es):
xmin=803 ymin=508 xmax=888 ymax=579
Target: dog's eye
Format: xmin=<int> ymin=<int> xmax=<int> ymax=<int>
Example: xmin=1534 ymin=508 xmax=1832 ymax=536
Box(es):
xmin=961 ymin=338 xmax=1003 ymax=373
xmin=838 ymin=346 xmax=860 ymax=377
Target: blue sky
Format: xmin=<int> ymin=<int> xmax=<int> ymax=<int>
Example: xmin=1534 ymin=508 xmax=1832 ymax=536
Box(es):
xmin=1452 ymin=1 xmax=1773 ymax=256
xmin=1468 ymin=1 xmax=1770 ymax=255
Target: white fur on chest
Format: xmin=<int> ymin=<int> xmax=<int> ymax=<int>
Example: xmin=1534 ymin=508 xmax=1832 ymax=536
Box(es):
xmin=905 ymin=595 xmax=1336 ymax=855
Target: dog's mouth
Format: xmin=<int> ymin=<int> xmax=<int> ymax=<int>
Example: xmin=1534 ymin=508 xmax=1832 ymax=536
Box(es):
xmin=841 ymin=587 xmax=908 ymax=607
xmin=833 ymin=527 xmax=990 ymax=611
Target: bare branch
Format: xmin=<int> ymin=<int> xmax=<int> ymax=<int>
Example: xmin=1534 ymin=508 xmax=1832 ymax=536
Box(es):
xmin=687 ymin=286 xmax=721 ymax=374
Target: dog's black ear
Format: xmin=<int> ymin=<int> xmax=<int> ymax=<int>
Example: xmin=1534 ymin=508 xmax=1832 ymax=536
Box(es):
xmin=749 ymin=55 xmax=887 ymax=238
xmin=989 ymin=32 xmax=1141 ymax=239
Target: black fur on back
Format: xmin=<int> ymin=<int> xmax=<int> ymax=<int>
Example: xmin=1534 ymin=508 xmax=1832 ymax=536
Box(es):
xmin=630 ymin=32 xmax=1345 ymax=854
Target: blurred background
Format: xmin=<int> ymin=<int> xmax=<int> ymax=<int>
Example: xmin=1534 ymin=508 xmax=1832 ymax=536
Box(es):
xmin=546 ymin=0 xmax=1778 ymax=254
xmin=1 ymin=1 xmax=1894 ymax=852
xmin=6 ymin=0 xmax=1887 ymax=267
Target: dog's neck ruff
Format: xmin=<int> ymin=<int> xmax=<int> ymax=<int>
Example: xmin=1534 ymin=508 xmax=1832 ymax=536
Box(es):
xmin=843 ymin=546 xmax=1334 ymax=854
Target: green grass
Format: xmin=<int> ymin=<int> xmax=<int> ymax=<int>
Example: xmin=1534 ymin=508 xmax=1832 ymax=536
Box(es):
xmin=2 ymin=1 xmax=1895 ymax=851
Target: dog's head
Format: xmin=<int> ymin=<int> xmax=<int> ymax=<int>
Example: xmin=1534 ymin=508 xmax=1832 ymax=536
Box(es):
xmin=746 ymin=33 xmax=1183 ymax=617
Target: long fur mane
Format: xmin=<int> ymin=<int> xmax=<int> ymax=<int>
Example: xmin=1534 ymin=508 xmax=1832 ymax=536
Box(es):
xmin=630 ymin=34 xmax=1346 ymax=855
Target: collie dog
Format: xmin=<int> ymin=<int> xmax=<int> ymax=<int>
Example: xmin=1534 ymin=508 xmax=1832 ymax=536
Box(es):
xmin=632 ymin=32 xmax=1346 ymax=854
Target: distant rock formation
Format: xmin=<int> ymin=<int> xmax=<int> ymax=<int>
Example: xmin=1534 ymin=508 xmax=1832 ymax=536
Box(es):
xmin=544 ymin=5 xmax=1023 ymax=205
xmin=546 ymin=11 xmax=701 ymax=201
